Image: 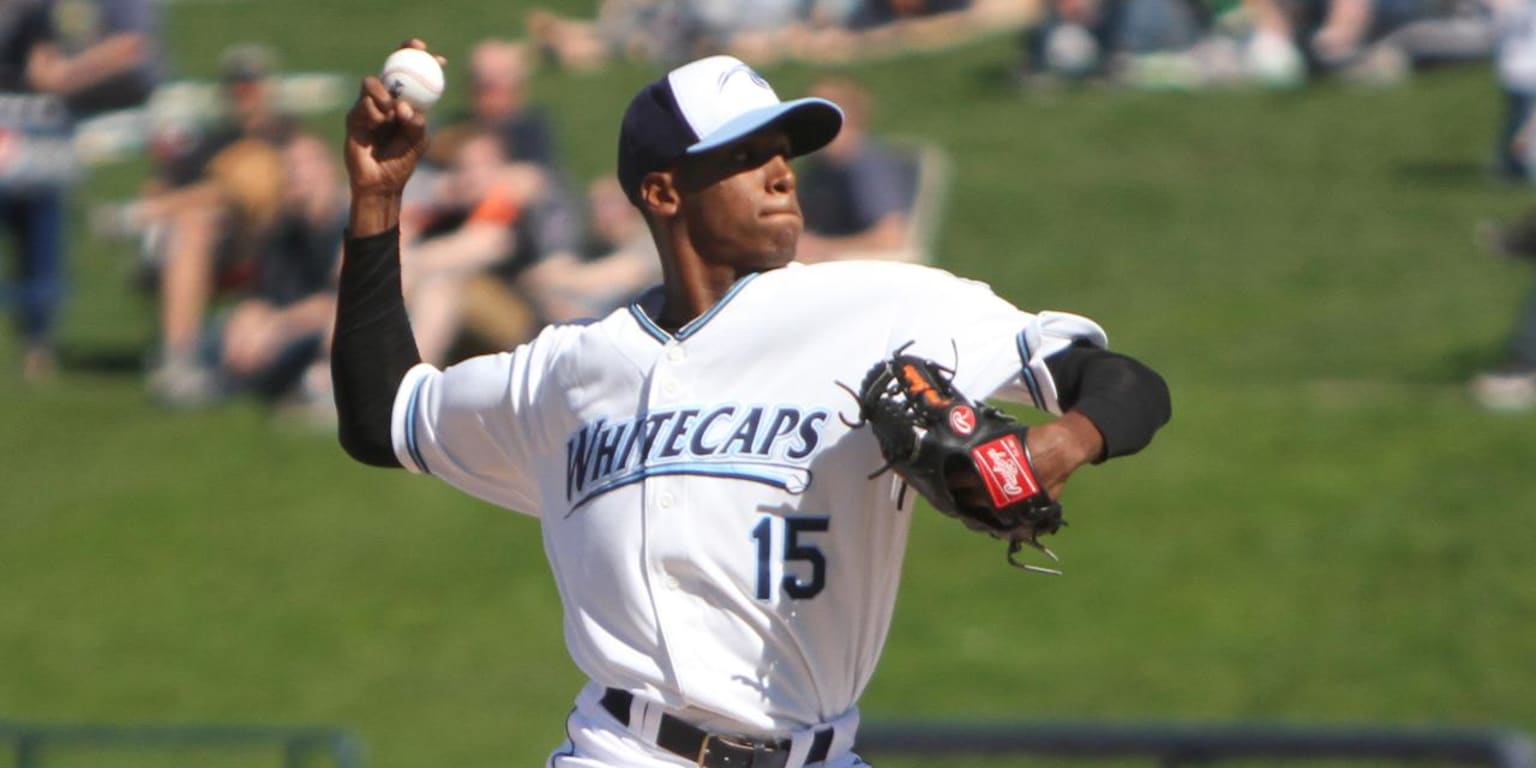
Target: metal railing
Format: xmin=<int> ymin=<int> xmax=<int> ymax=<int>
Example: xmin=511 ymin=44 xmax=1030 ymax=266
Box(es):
xmin=857 ymin=721 xmax=1536 ymax=767
xmin=0 ymin=722 xmax=364 ymax=768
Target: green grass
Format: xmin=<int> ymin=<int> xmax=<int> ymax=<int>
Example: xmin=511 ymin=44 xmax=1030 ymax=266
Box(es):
xmin=3 ymin=6 xmax=1536 ymax=767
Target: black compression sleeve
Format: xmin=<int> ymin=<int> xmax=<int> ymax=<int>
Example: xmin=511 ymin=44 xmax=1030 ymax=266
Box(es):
xmin=1045 ymin=341 xmax=1172 ymax=461
xmin=332 ymin=228 xmax=421 ymax=468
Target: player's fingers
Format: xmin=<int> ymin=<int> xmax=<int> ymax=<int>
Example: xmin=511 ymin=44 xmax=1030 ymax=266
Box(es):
xmin=350 ymin=78 xmax=394 ymax=128
xmin=395 ymin=99 xmax=427 ymax=138
xmin=359 ymin=90 xmax=390 ymax=125
xmin=360 ymin=75 xmax=394 ymax=107
xmin=395 ymin=38 xmax=446 ymax=67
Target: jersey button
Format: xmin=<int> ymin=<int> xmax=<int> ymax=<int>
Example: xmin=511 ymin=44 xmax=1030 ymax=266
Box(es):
xmin=665 ymin=576 xmax=681 ymax=590
xmin=658 ymin=492 xmax=675 ymax=509
xmin=667 ymin=347 xmax=686 ymax=362
xmin=661 ymin=379 xmax=679 ymax=397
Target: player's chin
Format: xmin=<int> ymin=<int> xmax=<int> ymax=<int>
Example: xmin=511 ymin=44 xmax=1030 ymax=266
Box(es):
xmin=761 ymin=217 xmax=801 ymax=262
xmin=761 ymin=237 xmax=799 ymax=268
xmin=744 ymin=245 xmax=796 ymax=271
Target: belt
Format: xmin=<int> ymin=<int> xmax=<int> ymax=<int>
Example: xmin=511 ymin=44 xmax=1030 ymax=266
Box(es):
xmin=600 ymin=688 xmax=833 ymax=768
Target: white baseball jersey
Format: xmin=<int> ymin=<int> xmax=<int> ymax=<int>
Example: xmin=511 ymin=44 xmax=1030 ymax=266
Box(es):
xmin=390 ymin=259 xmax=1107 ymax=737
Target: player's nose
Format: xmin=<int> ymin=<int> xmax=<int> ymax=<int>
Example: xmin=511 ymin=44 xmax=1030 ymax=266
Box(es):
xmin=765 ymin=153 xmax=795 ymax=195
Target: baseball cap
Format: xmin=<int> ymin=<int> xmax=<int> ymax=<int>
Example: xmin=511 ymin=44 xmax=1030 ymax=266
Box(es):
xmin=617 ymin=55 xmax=843 ymax=205
xmin=220 ymin=43 xmax=274 ymax=83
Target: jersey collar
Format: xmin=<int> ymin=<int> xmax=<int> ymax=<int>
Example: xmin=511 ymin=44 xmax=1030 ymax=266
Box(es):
xmin=628 ymin=272 xmax=763 ymax=343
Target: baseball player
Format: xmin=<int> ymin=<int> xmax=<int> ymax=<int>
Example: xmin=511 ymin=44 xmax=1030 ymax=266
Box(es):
xmin=333 ymin=43 xmax=1171 ymax=768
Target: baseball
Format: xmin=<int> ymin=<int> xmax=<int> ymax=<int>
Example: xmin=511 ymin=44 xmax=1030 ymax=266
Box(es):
xmin=380 ymin=47 xmax=444 ymax=111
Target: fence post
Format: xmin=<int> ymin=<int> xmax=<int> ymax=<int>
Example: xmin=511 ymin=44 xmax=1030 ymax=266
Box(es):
xmin=15 ymin=732 xmax=42 ymax=768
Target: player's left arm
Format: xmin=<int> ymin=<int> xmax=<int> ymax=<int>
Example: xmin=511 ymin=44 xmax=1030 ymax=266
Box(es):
xmin=1000 ymin=311 xmax=1170 ymax=493
xmin=1045 ymin=341 xmax=1171 ymax=463
xmin=1022 ymin=343 xmax=1170 ymax=497
xmin=890 ymin=269 xmax=1170 ymax=497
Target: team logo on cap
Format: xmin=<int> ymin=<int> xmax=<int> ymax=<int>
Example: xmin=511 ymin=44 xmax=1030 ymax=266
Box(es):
xmin=718 ymin=63 xmax=770 ymax=93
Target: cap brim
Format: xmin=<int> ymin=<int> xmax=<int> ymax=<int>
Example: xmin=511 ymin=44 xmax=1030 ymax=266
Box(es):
xmin=685 ymin=97 xmax=844 ymax=159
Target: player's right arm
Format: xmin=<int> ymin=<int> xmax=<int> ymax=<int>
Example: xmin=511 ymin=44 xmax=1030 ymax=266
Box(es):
xmin=331 ymin=49 xmax=432 ymax=468
xmin=331 ymin=46 xmax=545 ymax=516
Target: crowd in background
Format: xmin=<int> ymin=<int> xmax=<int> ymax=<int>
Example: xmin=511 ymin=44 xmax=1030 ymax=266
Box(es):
xmin=6 ymin=0 xmax=1536 ymax=415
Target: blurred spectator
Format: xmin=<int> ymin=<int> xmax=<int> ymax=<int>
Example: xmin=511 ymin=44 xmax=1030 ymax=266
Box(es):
xmin=513 ymin=175 xmax=660 ymax=323
xmin=403 ymin=37 xmax=590 ymax=362
xmin=401 ymin=161 xmax=659 ymax=361
xmin=1491 ymin=0 xmax=1536 ymax=180
xmin=526 ymin=1 xmax=690 ymax=71
xmin=1250 ymin=0 xmax=1426 ymax=82
xmin=134 ymin=42 xmax=302 ymax=403
xmin=210 ymin=133 xmax=344 ymax=410
xmin=155 ymin=43 xmax=298 ymax=189
xmin=527 ymin=0 xmax=814 ymax=69
xmin=527 ymin=0 xmax=1034 ymax=68
xmin=791 ymin=0 xmax=1036 ymax=62
xmin=1468 ymin=287 xmax=1536 ymax=410
xmin=795 ymin=77 xmax=923 ymax=263
xmin=464 ymin=38 xmax=585 ymax=283
xmin=729 ymin=0 xmax=1039 ymax=65
xmin=31 ymin=0 xmax=162 ymax=118
xmin=1472 ymin=204 xmax=1536 ymax=410
xmin=1019 ymin=0 xmax=1322 ymax=87
xmin=400 ymin=126 xmax=546 ymax=365
xmin=466 ymin=39 xmax=555 ymax=167
xmin=1021 ymin=0 xmax=1210 ymax=82
xmin=683 ymin=0 xmax=818 ymax=59
xmin=109 ymin=129 xmax=343 ymax=409
xmin=1239 ymin=0 xmax=1310 ymax=86
xmin=1016 ymin=0 xmax=1464 ymax=87
xmin=0 ymin=0 xmax=160 ymax=382
xmin=848 ymin=0 xmax=973 ymax=26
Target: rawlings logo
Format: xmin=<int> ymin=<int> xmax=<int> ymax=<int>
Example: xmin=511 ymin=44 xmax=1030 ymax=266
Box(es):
xmin=970 ymin=434 xmax=1040 ymax=507
xmin=948 ymin=405 xmax=975 ymax=436
xmin=986 ymin=446 xmax=1025 ymax=496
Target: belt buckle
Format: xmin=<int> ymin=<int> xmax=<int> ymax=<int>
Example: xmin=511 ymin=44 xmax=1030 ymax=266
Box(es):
xmin=696 ymin=734 xmax=789 ymax=768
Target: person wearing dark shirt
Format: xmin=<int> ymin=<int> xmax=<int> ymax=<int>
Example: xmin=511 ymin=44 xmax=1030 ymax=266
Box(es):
xmin=0 ymin=0 xmax=159 ymax=381
xmin=795 ymin=77 xmax=920 ymax=263
xmin=467 ymin=38 xmax=554 ymax=167
xmin=211 ymin=134 xmax=343 ymax=404
xmin=142 ymin=43 xmax=304 ymax=403
xmin=34 ymin=0 xmax=161 ymax=118
xmin=437 ymin=38 xmax=586 ymax=342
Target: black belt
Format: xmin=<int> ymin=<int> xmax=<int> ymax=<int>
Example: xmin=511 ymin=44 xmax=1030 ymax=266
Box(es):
xmin=600 ymin=688 xmax=833 ymax=768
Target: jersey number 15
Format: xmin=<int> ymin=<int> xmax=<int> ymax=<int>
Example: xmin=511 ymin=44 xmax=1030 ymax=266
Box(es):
xmin=751 ymin=515 xmax=828 ymax=600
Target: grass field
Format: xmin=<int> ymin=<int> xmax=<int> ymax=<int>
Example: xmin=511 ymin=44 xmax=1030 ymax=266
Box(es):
xmin=3 ymin=3 xmax=1535 ymax=766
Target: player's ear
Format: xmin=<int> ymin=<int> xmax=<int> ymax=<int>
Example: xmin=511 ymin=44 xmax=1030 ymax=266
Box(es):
xmin=639 ymin=171 xmax=680 ymax=218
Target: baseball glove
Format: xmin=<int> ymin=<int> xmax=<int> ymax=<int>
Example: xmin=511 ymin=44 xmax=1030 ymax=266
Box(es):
xmin=848 ymin=345 xmax=1066 ymax=574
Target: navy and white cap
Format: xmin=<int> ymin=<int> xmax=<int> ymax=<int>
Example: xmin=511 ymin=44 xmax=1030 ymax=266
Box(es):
xmin=617 ymin=55 xmax=844 ymax=204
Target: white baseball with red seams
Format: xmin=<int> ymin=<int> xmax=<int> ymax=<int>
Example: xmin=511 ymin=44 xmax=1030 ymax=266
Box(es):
xmin=380 ymin=47 xmax=443 ymax=111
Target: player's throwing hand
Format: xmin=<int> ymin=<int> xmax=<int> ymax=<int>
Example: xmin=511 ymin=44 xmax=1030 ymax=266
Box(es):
xmin=343 ymin=39 xmax=439 ymax=203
